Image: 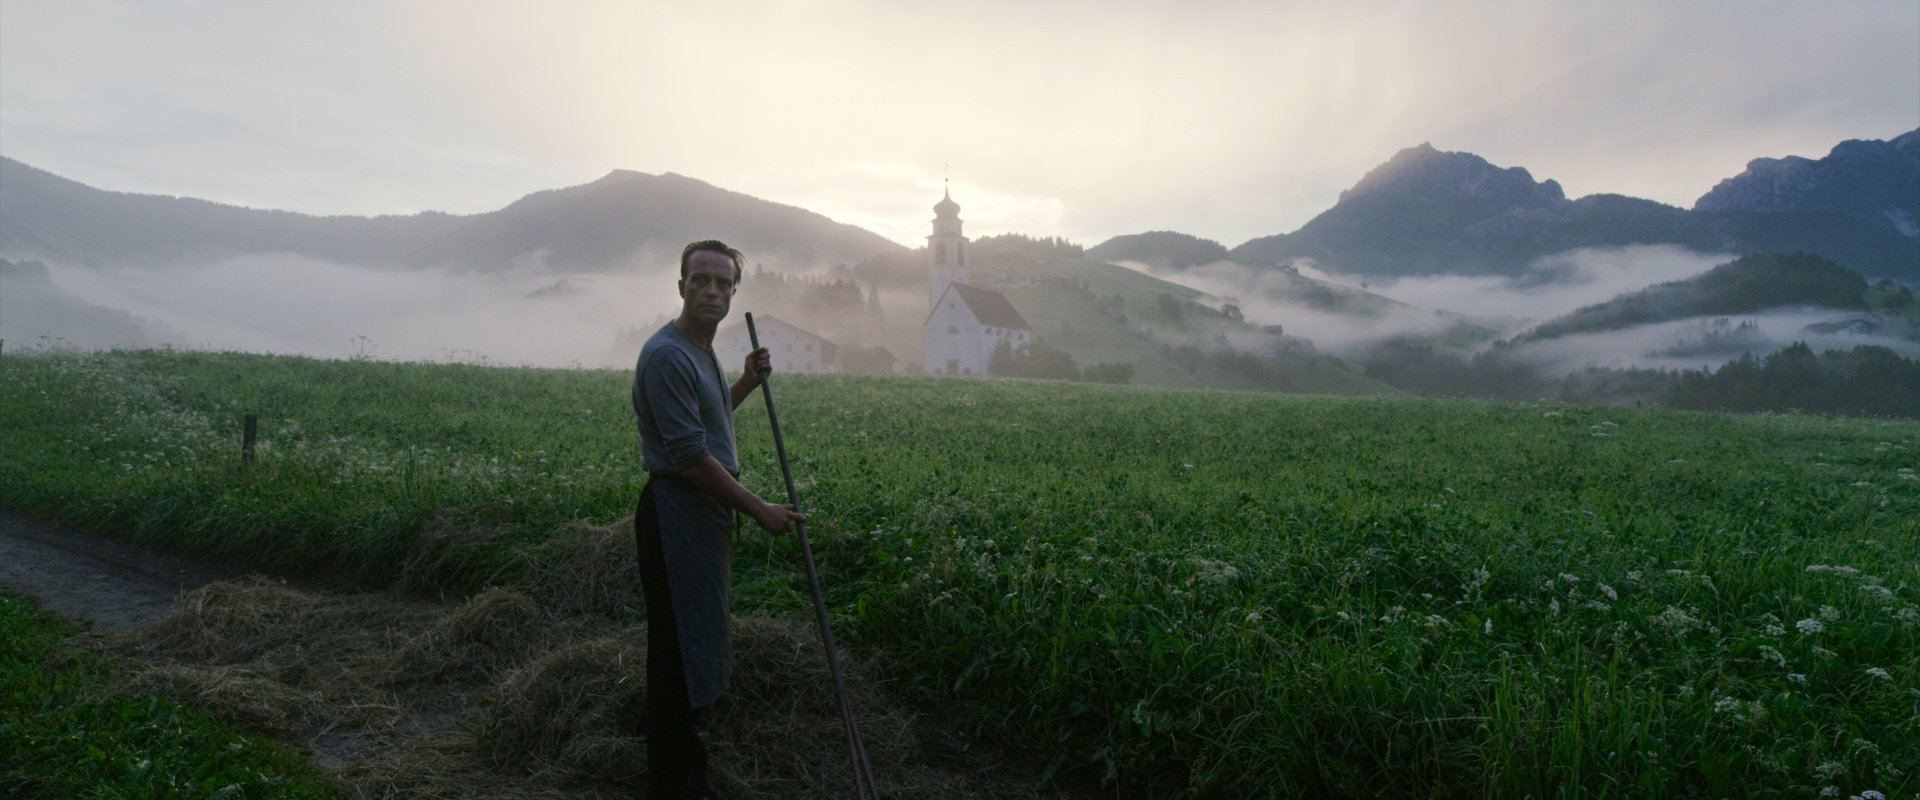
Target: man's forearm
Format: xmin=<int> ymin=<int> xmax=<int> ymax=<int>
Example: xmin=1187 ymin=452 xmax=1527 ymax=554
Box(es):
xmin=677 ymin=455 xmax=765 ymax=515
xmin=730 ymin=375 xmax=759 ymax=410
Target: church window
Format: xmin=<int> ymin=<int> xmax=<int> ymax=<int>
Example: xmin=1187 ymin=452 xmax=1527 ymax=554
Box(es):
xmin=946 ymin=359 xmax=959 ymax=375
xmin=947 ymin=325 xmax=959 ymax=335
xmin=935 ymin=246 xmax=945 ymax=265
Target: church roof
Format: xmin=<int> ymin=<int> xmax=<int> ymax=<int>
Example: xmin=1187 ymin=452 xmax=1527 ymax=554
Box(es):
xmin=933 ymin=186 xmax=960 ymax=216
xmin=947 ymin=283 xmax=1030 ymax=330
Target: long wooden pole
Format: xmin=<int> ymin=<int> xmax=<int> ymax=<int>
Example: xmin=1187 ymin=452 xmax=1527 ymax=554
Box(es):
xmin=745 ymin=313 xmax=878 ymax=798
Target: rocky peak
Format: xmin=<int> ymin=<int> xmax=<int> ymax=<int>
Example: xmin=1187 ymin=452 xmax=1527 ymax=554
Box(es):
xmin=1693 ymin=128 xmax=1920 ymax=219
xmin=1337 ymin=142 xmax=1565 ymax=208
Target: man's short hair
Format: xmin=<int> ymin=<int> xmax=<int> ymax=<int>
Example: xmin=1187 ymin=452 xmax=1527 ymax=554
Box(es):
xmin=680 ymin=240 xmax=744 ymax=283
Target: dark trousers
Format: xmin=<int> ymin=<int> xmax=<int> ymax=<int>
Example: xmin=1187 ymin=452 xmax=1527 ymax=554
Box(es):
xmin=636 ymin=482 xmax=710 ymax=797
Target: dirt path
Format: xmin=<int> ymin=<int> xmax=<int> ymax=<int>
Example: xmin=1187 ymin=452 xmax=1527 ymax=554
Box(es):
xmin=0 ymin=509 xmax=253 ymax=632
xmin=0 ymin=510 xmax=1059 ymax=799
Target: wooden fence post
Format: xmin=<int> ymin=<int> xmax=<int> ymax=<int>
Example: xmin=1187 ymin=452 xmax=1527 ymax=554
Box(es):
xmin=243 ymin=414 xmax=257 ymax=466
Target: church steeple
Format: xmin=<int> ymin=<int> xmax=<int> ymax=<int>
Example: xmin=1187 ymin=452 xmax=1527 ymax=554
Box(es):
xmin=927 ymin=179 xmax=970 ymax=310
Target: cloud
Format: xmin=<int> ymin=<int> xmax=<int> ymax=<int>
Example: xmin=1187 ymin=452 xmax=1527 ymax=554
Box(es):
xmin=1344 ymin=245 xmax=1735 ymax=331
xmin=1109 ymin=258 xmax=1462 ymax=355
xmin=4 ymin=1 xmax=1913 ymax=247
xmin=1496 ymin=308 xmax=1920 ymax=377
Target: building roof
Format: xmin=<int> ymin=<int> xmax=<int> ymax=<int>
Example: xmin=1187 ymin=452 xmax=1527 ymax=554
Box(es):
xmin=945 ymin=283 xmax=1030 ymax=330
xmin=718 ymin=314 xmax=834 ymax=346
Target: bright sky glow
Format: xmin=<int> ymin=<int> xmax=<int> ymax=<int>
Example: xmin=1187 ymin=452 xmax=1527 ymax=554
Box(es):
xmin=3 ymin=0 xmax=1916 ymax=248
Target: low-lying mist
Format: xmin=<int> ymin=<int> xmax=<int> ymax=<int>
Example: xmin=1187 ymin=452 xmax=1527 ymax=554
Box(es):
xmin=34 ymin=256 xmax=696 ymax=367
xmin=1498 ymin=308 xmax=1920 ymax=377
xmin=1116 ymin=245 xmax=1742 ymax=357
xmin=1315 ymin=245 xmax=1737 ymax=329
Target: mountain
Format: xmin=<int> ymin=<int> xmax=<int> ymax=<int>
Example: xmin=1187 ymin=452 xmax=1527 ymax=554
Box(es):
xmin=1510 ymin=252 xmax=1869 ymax=343
xmin=1086 ymin=231 xmax=1231 ymax=272
xmin=0 ymin=157 xmax=906 ymax=273
xmin=1230 ymin=132 xmax=1920 ymax=282
xmin=1696 ymin=130 xmax=1920 ymax=218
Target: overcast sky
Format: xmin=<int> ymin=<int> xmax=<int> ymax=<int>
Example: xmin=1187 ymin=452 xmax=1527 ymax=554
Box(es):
xmin=3 ymin=0 xmax=1916 ymax=249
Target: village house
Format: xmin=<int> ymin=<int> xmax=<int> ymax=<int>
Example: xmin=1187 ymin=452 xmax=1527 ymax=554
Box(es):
xmin=922 ymin=186 xmax=1032 ymax=375
xmin=716 ymin=314 xmax=837 ymax=374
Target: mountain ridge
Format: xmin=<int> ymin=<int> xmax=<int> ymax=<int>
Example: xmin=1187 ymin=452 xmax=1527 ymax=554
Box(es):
xmin=1229 ymin=131 xmax=1920 ymax=282
xmin=0 ymin=156 xmax=906 ymax=273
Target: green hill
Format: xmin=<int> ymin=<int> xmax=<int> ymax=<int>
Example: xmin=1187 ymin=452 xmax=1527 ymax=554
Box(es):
xmin=1513 ymin=252 xmax=1871 ymax=343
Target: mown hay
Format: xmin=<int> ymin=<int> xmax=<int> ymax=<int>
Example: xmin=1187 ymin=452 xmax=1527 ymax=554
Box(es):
xmin=132 ymin=577 xmax=325 ymax=662
xmin=472 ymin=634 xmax=648 ymax=784
xmin=514 ymin=518 xmax=644 ymax=619
xmin=384 ymin=587 xmax=549 ymax=684
xmin=108 ymin=573 xmax=1054 ymax=798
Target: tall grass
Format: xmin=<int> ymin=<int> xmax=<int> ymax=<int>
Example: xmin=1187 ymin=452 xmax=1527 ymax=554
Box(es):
xmin=2 ymin=349 xmax=1916 ymax=797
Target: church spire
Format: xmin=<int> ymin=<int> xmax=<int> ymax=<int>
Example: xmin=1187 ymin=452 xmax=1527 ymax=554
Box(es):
xmin=927 ymin=179 xmax=969 ymax=310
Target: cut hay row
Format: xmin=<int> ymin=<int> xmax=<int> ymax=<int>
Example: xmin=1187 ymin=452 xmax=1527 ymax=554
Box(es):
xmin=118 ymin=576 xmax=1041 ymax=798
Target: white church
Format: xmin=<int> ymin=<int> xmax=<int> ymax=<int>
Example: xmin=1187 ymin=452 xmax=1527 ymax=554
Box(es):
xmin=922 ymin=186 xmax=1032 ymax=375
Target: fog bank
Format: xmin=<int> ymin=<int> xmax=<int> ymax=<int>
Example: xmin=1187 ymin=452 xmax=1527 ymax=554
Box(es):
xmin=38 ymin=256 xmax=692 ymax=367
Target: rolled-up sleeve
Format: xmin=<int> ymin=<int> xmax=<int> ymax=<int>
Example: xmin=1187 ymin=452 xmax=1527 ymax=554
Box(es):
xmin=641 ymin=349 xmax=709 ymax=472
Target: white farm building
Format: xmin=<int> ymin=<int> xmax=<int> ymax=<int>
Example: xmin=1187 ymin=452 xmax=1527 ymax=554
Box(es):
xmin=716 ymin=315 xmax=837 ymax=375
xmin=921 ymin=186 xmax=1032 ymax=376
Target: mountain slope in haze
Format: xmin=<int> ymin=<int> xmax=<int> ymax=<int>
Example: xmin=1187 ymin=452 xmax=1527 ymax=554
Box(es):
xmin=870 ymin=235 xmax=1394 ymax=394
xmin=0 ymin=157 xmax=906 ymax=273
xmin=1510 ymin=252 xmax=1869 ymax=343
xmin=1230 ymin=131 xmax=1920 ymax=282
xmin=0 ymin=257 xmax=181 ymax=349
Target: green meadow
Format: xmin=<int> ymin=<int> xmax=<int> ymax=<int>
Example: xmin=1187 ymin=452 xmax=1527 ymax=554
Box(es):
xmin=2 ymin=349 xmax=1916 ymax=798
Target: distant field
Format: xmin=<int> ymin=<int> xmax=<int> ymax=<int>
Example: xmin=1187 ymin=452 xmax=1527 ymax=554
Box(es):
xmin=2 ymin=350 xmax=1917 ymax=797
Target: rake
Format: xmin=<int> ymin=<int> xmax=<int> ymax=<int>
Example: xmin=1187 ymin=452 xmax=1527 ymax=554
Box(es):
xmin=745 ymin=313 xmax=879 ymax=798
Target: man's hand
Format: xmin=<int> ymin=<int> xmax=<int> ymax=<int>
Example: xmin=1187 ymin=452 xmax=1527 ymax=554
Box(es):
xmin=743 ymin=346 xmax=772 ymax=385
xmin=750 ymin=500 xmax=806 ymax=535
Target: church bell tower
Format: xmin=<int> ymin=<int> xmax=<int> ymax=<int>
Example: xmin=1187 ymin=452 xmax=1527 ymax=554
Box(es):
xmin=927 ymin=182 xmax=970 ymax=310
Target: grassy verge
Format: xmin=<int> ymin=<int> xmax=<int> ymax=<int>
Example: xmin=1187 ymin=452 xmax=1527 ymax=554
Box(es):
xmin=0 ymin=591 xmax=340 ymax=799
xmin=3 ymin=349 xmax=1917 ymax=797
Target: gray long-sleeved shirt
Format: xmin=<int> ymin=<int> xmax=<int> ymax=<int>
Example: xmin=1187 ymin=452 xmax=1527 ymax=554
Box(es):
xmin=633 ymin=323 xmax=738 ymax=475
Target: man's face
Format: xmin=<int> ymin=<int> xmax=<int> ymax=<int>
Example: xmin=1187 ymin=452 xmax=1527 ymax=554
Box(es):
xmin=679 ymin=250 xmax=738 ymax=326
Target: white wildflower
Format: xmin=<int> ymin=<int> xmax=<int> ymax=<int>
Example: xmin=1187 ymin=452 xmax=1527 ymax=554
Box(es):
xmin=1788 ymin=673 xmax=1807 ymax=685
xmin=1820 ymin=605 xmax=1841 ymax=620
xmin=1599 ymin=583 xmax=1618 ymax=601
xmin=1757 ymin=645 xmax=1787 ymax=667
xmin=1185 ymin=556 xmax=1240 ymax=586
xmin=1797 ymin=618 xmax=1825 ymax=635
xmin=1764 ymin=623 xmax=1787 ymax=637
xmin=1806 ymin=564 xmax=1861 ymax=575
xmin=1484 ymin=618 xmax=1494 ymax=635
xmin=1559 ymin=573 xmax=1580 ymax=584
xmin=1865 ymin=667 xmax=1891 ymax=681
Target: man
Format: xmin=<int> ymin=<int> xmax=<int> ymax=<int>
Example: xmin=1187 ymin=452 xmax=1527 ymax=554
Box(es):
xmin=632 ymin=239 xmax=805 ymax=799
